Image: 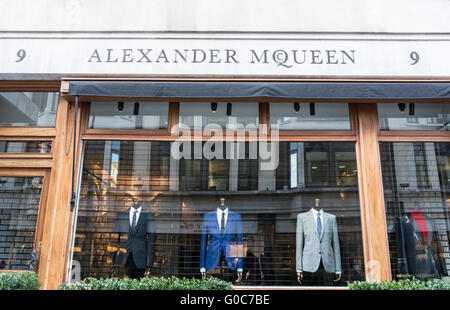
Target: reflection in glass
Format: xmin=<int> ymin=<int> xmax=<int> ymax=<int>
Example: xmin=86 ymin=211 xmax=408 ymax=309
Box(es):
xmin=179 ymin=102 xmax=259 ymax=129
xmin=0 ymin=92 xmax=58 ymax=126
xmin=0 ymin=177 xmax=42 ymax=270
xmin=0 ymin=141 xmax=52 ymax=153
xmin=89 ymin=102 xmax=169 ymax=129
xmin=72 ymin=140 xmax=364 ymax=286
xmin=270 ymin=102 xmax=351 ymax=130
xmin=378 ymin=103 xmax=449 ymax=131
xmin=381 ymin=142 xmax=450 ymax=280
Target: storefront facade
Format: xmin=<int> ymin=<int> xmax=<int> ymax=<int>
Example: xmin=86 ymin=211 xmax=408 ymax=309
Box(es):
xmin=0 ymin=0 xmax=449 ymax=289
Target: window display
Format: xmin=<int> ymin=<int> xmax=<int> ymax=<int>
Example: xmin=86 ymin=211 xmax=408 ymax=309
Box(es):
xmin=296 ymin=198 xmax=342 ymax=286
xmin=200 ymin=197 xmax=244 ymax=283
xmin=71 ymin=140 xmax=365 ymax=286
xmin=112 ymin=197 xmax=156 ymax=279
xmin=380 ymin=142 xmax=450 ymax=280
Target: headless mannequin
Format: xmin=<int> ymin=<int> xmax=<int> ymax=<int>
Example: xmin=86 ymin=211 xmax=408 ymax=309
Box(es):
xmin=201 ymin=197 xmax=243 ymax=283
xmin=131 ymin=198 xmax=151 ymax=277
xmin=297 ymin=198 xmax=342 ymax=285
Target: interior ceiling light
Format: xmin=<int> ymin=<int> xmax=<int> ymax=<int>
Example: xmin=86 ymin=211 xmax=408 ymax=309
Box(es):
xmin=398 ymin=103 xmax=406 ymax=113
xmin=117 ymin=101 xmax=124 ymax=113
xmin=310 ymin=102 xmax=315 ymax=116
xmin=294 ymin=102 xmax=300 ymax=113
xmin=409 ymin=103 xmax=415 ymax=116
xmin=227 ymin=103 xmax=232 ymax=116
xmin=211 ymin=102 xmax=217 ymax=113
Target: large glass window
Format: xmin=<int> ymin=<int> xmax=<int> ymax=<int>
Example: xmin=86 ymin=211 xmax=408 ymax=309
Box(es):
xmin=378 ymin=103 xmax=449 ymax=131
xmin=380 ymin=142 xmax=450 ymax=280
xmin=71 ymin=140 xmax=364 ymax=286
xmin=179 ymin=102 xmax=259 ymax=130
xmin=0 ymin=92 xmax=59 ymax=127
xmin=270 ymin=102 xmax=351 ymax=130
xmin=0 ymin=176 xmax=42 ymax=271
xmin=89 ymin=102 xmax=169 ymax=129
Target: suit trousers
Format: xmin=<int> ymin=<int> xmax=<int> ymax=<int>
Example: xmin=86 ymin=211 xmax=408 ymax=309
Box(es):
xmin=126 ymin=252 xmax=145 ymax=279
xmin=302 ymin=260 xmax=334 ymax=286
xmin=208 ymin=251 xmax=235 ymax=283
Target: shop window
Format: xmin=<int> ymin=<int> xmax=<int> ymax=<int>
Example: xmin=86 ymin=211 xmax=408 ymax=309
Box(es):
xmin=0 ymin=141 xmax=52 ymax=153
xmin=380 ymin=142 xmax=450 ymax=280
xmin=179 ymin=102 xmax=259 ymax=130
xmin=88 ymin=102 xmax=169 ymax=129
xmin=270 ymin=102 xmax=351 ymax=130
xmin=71 ymin=140 xmax=364 ymax=286
xmin=237 ymin=143 xmax=258 ymax=191
xmin=378 ymin=103 xmax=449 ymax=131
xmin=0 ymin=92 xmax=59 ymax=127
xmin=0 ymin=176 xmax=42 ymax=271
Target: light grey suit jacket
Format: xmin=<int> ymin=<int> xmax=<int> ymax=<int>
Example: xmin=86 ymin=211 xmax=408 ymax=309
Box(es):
xmin=296 ymin=209 xmax=342 ymax=274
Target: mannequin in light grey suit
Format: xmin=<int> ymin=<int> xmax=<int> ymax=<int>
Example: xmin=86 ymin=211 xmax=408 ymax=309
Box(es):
xmin=296 ymin=199 xmax=342 ymax=285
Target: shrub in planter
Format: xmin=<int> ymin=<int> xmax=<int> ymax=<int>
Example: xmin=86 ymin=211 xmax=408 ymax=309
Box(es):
xmin=60 ymin=276 xmax=234 ymax=290
xmin=0 ymin=272 xmax=40 ymax=290
xmin=348 ymin=278 xmax=450 ymax=290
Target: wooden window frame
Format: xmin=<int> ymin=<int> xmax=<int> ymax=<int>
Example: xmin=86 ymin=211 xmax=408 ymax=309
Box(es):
xmin=63 ymin=85 xmax=449 ymax=287
xmin=0 ymin=82 xmax=61 ymax=133
xmin=376 ymin=101 xmax=450 ymax=142
xmin=0 ymin=168 xmax=51 ymax=274
xmin=79 ymin=99 xmax=358 ymax=143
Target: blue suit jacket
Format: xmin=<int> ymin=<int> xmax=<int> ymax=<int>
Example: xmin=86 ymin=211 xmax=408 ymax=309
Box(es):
xmin=200 ymin=210 xmax=244 ymax=271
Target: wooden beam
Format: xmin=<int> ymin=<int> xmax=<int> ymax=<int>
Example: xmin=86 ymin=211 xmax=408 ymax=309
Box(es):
xmin=0 ymin=159 xmax=53 ymax=169
xmin=0 ymin=127 xmax=56 ymax=138
xmin=0 ymin=168 xmax=48 ymax=177
xmin=38 ymin=96 xmax=82 ymax=290
xmin=0 ymin=153 xmax=52 ymax=160
xmin=168 ymin=102 xmax=180 ymax=134
xmin=355 ymin=103 xmax=392 ymax=281
xmin=0 ymin=81 xmax=60 ymax=92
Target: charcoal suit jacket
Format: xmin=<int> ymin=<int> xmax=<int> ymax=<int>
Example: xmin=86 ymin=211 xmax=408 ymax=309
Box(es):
xmin=113 ymin=209 xmax=156 ymax=269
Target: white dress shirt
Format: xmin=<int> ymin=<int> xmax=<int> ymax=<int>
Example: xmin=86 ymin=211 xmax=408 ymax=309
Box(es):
xmin=311 ymin=208 xmax=323 ymax=237
xmin=129 ymin=205 xmax=142 ymax=228
xmin=217 ymin=207 xmax=229 ymax=231
xmin=201 ymin=207 xmax=242 ymax=273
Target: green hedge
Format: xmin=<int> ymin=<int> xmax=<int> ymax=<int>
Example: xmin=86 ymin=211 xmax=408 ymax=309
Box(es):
xmin=0 ymin=272 xmax=40 ymax=290
xmin=348 ymin=278 xmax=450 ymax=290
xmin=60 ymin=276 xmax=234 ymax=290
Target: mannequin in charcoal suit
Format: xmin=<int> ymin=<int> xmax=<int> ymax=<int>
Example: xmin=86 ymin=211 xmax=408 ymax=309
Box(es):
xmin=112 ymin=199 xmax=156 ymax=279
xmin=200 ymin=197 xmax=243 ymax=283
xmin=395 ymin=208 xmax=448 ymax=280
xmin=296 ymin=198 xmax=342 ymax=286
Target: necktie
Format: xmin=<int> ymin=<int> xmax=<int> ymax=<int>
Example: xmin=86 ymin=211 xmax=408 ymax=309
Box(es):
xmin=221 ymin=211 xmax=225 ymax=235
xmin=317 ymin=212 xmax=322 ymax=237
xmin=132 ymin=209 xmax=138 ymax=229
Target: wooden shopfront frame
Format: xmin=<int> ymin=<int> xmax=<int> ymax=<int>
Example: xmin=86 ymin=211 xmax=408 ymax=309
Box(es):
xmin=60 ymin=81 xmax=450 ymax=288
xmin=0 ymin=81 xmax=59 ymax=277
xmin=2 ymin=80 xmax=449 ymax=289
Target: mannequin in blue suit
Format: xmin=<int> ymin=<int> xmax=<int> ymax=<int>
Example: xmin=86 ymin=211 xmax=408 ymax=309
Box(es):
xmin=200 ymin=197 xmax=243 ymax=283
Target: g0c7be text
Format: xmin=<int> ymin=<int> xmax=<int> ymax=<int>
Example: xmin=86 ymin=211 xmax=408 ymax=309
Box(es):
xmin=224 ymin=294 xmax=269 ymax=305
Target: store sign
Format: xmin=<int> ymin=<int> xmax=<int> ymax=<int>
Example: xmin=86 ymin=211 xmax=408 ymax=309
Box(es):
xmin=1 ymin=37 xmax=450 ymax=78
